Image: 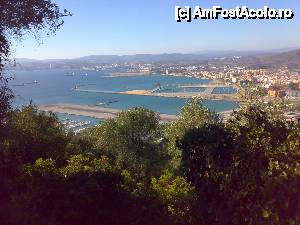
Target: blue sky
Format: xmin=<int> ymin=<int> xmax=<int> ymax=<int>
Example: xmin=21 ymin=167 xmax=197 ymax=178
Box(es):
xmin=13 ymin=0 xmax=300 ymax=59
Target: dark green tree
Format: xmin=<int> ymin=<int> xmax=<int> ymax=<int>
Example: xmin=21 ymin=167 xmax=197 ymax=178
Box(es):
xmin=223 ymin=103 xmax=300 ymax=225
xmin=165 ymin=98 xmax=219 ymax=171
xmin=9 ymin=156 xmax=172 ymax=225
xmin=179 ymin=100 xmax=300 ymax=225
xmin=4 ymin=105 xmax=69 ymax=167
xmin=0 ymin=105 xmax=71 ymax=225
xmin=151 ymin=171 xmax=196 ymax=225
xmin=0 ymin=3 xmax=69 ymax=222
xmin=179 ymin=122 xmax=234 ymax=225
xmin=86 ymin=108 xmax=169 ymax=181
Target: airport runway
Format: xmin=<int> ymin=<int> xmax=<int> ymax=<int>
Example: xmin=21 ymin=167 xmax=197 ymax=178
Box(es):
xmin=38 ymin=104 xmax=178 ymax=123
xmin=38 ymin=103 xmax=234 ymax=123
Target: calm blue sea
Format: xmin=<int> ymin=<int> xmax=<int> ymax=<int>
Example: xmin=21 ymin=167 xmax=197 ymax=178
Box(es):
xmin=7 ymin=69 xmax=238 ymax=125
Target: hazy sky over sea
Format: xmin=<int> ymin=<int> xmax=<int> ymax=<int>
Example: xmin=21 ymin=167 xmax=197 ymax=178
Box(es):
xmin=13 ymin=0 xmax=300 ymax=59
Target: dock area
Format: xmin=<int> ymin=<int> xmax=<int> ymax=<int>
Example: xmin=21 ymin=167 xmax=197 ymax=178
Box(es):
xmin=38 ymin=104 xmax=178 ymax=123
xmin=73 ymin=88 xmax=241 ymax=102
xmin=178 ymin=84 xmax=234 ymax=88
xmin=104 ymin=71 xmax=151 ymax=77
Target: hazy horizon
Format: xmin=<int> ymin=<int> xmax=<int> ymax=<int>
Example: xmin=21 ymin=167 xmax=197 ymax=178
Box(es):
xmin=13 ymin=47 xmax=300 ymax=61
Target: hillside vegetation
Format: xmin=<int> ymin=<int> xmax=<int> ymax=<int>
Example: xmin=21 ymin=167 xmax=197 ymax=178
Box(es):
xmin=1 ymin=98 xmax=300 ymax=225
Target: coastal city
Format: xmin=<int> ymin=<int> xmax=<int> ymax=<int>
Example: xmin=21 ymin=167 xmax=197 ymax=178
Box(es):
xmin=88 ymin=60 xmax=300 ymax=99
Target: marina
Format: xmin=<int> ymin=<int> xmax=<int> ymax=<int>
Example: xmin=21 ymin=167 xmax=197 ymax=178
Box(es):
xmin=60 ymin=117 xmax=93 ymax=133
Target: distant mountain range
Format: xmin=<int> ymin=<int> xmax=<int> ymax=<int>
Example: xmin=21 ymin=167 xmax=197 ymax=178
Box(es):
xmin=14 ymin=53 xmax=214 ymax=66
xmin=10 ymin=49 xmax=300 ymax=70
xmin=255 ymin=49 xmax=300 ymax=69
